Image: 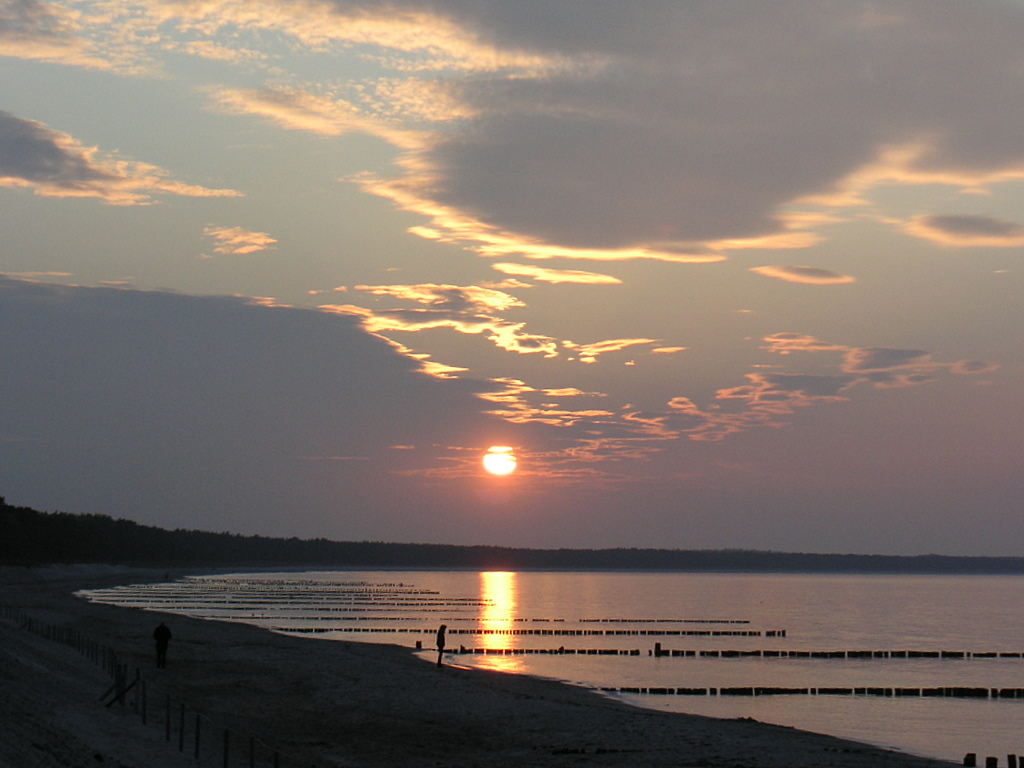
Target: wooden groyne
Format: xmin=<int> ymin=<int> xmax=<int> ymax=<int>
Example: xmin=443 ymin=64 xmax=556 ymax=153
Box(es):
xmin=600 ymin=685 xmax=1024 ymax=699
xmin=273 ymin=625 xmax=780 ymax=637
xmin=650 ymin=647 xmax=1024 ymax=659
xmin=454 ymin=646 xmax=643 ymax=656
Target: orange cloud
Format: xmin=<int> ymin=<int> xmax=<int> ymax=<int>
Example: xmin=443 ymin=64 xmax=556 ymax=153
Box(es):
xmin=761 ymin=333 xmax=849 ymax=355
xmin=206 ymin=86 xmax=420 ymax=149
xmin=490 ymin=263 xmax=621 ymax=285
xmin=541 ymin=387 xmax=606 ymax=398
xmin=322 ymin=303 xmax=559 ymax=357
xmin=478 ymin=379 xmax=615 ymax=427
xmin=0 ymin=0 xmax=114 ymax=70
xmin=0 ymin=111 xmax=240 ymax=205
xmin=203 ymin=226 xmax=277 ymax=256
xmin=353 ymin=283 xmax=524 ymax=312
xmin=564 ymin=338 xmax=659 ymax=364
xmin=902 ymin=214 xmax=1024 ymax=247
xmin=750 ymin=265 xmax=856 ymax=285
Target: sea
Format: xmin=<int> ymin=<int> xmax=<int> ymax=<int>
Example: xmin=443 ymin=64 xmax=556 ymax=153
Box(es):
xmin=80 ymin=570 xmax=1024 ymax=762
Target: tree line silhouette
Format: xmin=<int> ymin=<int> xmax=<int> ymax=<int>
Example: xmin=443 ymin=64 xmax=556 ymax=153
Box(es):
xmin=4 ymin=496 xmax=1024 ymax=573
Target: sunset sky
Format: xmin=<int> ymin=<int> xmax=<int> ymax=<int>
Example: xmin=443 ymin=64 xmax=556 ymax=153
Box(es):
xmin=2 ymin=0 xmax=1022 ymax=555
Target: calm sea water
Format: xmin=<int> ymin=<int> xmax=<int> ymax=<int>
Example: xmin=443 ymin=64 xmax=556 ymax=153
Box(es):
xmin=81 ymin=570 xmax=1024 ymax=762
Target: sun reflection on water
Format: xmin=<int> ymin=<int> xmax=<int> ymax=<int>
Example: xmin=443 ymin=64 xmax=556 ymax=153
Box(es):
xmin=478 ymin=571 xmax=522 ymax=672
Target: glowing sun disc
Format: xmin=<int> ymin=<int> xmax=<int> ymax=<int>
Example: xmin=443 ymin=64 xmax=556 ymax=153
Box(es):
xmin=483 ymin=446 xmax=517 ymax=476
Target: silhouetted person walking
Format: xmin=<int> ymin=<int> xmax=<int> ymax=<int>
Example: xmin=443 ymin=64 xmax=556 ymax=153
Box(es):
xmin=436 ymin=624 xmax=447 ymax=667
xmin=153 ymin=622 xmax=172 ymax=668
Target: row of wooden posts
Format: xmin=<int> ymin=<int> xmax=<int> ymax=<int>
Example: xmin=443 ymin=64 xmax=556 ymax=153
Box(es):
xmin=600 ymin=684 xmax=1024 ymax=698
xmin=651 ymin=643 xmax=1024 ymax=659
xmin=964 ymin=754 xmax=1024 ymax=768
xmin=278 ymin=624 xmax=774 ymax=636
xmin=1 ymin=604 xmax=312 ymax=768
xmin=416 ymin=642 xmax=1024 ymax=659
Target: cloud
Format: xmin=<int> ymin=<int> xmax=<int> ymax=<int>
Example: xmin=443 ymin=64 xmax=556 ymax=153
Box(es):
xmin=0 ymin=0 xmax=108 ymax=68
xmin=760 ymin=333 xmax=848 ymax=355
xmin=564 ymin=338 xmax=659 ymax=364
xmin=126 ymin=1 xmax=1023 ymax=263
xmin=20 ymin=0 xmax=1024 ymax=258
xmin=646 ymin=332 xmax=1002 ymax=441
xmin=750 ymin=266 xmax=856 ymax=285
xmin=353 ymin=282 xmax=524 ymax=313
xmin=178 ymin=40 xmax=264 ymax=64
xmin=541 ymin=387 xmax=605 ymax=398
xmin=902 ymin=214 xmax=1024 ymax=247
xmin=319 ymin=281 xmax=578 ymax=357
xmin=476 ymin=378 xmax=615 ymax=428
xmin=842 ymin=347 xmax=931 ymax=373
xmin=203 ymin=226 xmax=278 ymax=256
xmin=490 ymin=263 xmax=621 ymax=285
xmin=205 ymin=86 xmax=419 ymax=145
xmin=0 ymin=276 xmax=508 ymax=533
xmin=348 ymin=0 xmax=1024 ymax=259
xmin=323 ymin=303 xmax=559 ymax=357
xmin=0 ymin=111 xmax=241 ymax=204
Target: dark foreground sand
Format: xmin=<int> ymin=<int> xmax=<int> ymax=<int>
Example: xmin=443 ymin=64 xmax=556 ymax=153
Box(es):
xmin=1 ymin=566 xmax=958 ymax=768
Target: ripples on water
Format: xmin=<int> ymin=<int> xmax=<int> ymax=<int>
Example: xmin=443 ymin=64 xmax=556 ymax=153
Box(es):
xmin=80 ymin=570 xmax=1024 ymax=762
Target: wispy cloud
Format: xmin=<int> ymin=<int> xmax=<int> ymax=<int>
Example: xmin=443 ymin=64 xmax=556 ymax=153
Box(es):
xmin=620 ymin=332 xmax=1002 ymax=443
xmin=564 ymin=338 xmax=659 ymax=364
xmin=902 ymin=214 xmax=1024 ymax=247
xmin=206 ymin=86 xmax=420 ymax=146
xmin=750 ymin=266 xmax=856 ymax=285
xmin=0 ymin=0 xmax=110 ymax=69
xmin=0 ymin=111 xmax=240 ymax=204
xmin=329 ymin=304 xmax=560 ymax=357
xmin=353 ymin=283 xmax=524 ymax=313
xmin=491 ymin=263 xmax=621 ymax=285
xmin=203 ymin=226 xmax=277 ymax=256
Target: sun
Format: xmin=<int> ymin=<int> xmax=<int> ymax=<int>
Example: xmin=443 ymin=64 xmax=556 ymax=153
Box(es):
xmin=482 ymin=446 xmax=517 ymax=476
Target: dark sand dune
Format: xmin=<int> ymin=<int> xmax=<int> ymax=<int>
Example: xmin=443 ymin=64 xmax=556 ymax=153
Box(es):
xmin=1 ymin=567 xmax=956 ymax=768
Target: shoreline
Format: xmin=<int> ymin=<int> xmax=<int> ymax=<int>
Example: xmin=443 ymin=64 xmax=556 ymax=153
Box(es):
xmin=2 ymin=565 xmax=958 ymax=768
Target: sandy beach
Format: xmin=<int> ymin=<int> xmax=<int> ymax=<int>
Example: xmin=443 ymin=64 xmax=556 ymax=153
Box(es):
xmin=1 ymin=566 xmax=958 ymax=768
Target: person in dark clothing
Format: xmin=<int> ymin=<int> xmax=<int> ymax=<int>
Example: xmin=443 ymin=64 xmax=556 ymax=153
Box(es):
xmin=436 ymin=624 xmax=447 ymax=667
xmin=153 ymin=622 xmax=172 ymax=668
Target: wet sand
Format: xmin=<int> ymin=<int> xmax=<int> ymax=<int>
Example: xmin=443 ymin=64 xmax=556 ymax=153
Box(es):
xmin=1 ymin=566 xmax=957 ymax=768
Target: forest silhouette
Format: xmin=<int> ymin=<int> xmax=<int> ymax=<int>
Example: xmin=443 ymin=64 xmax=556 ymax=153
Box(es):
xmin=3 ymin=496 xmax=1023 ymax=573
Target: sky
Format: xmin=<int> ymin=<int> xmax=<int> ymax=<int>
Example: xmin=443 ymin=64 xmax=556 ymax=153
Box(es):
xmin=1 ymin=0 xmax=1023 ymax=556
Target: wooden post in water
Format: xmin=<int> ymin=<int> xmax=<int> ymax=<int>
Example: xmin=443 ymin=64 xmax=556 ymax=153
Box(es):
xmin=986 ymin=757 xmax=998 ymax=768
xmin=194 ymin=715 xmax=201 ymax=760
xmin=178 ymin=702 xmax=185 ymax=752
xmin=1008 ymin=755 xmax=1017 ymax=768
xmin=223 ymin=728 xmax=230 ymax=768
xmin=165 ymin=694 xmax=171 ymax=741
